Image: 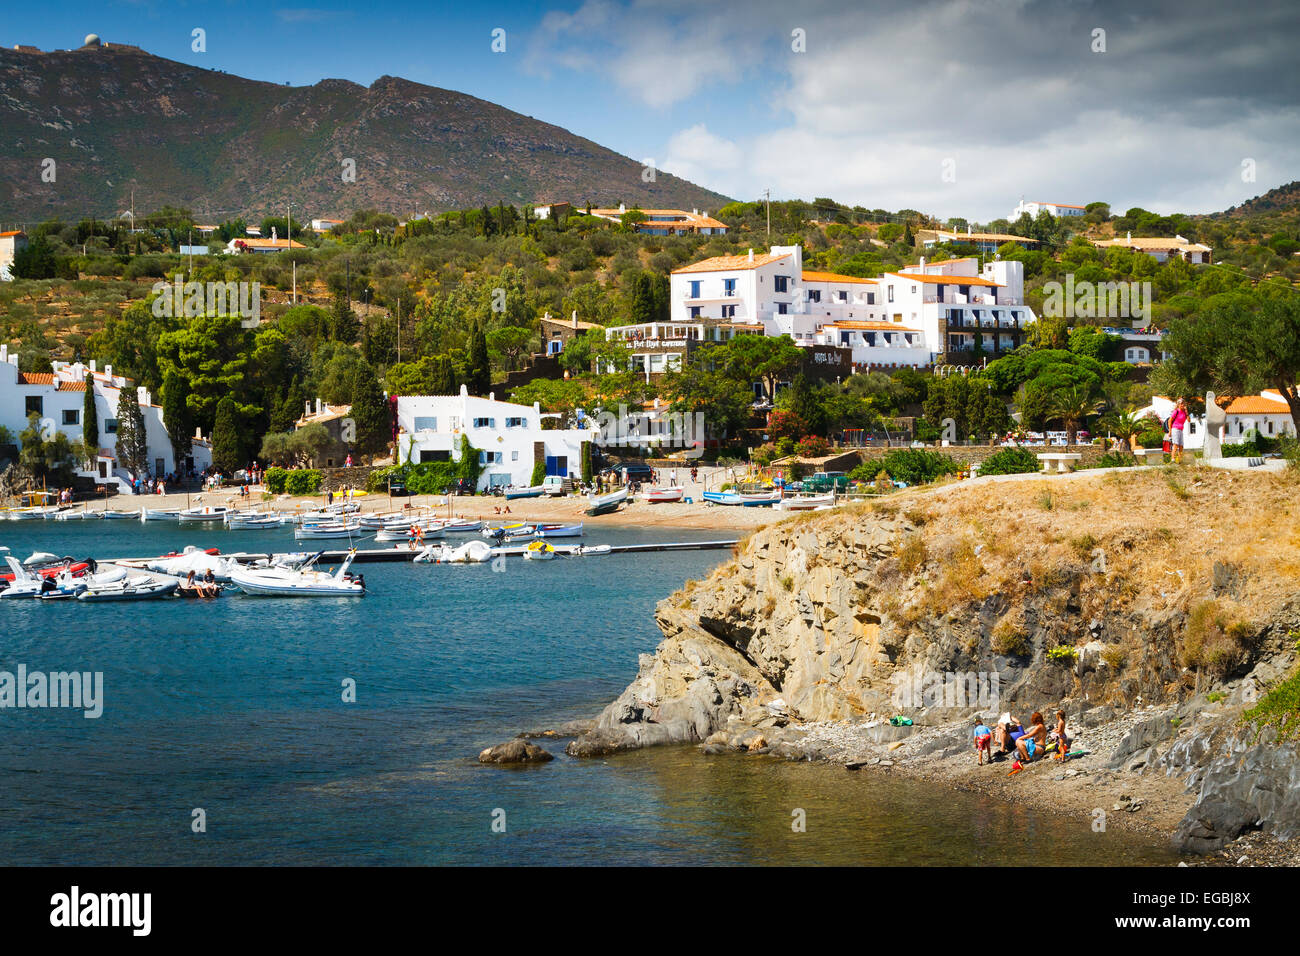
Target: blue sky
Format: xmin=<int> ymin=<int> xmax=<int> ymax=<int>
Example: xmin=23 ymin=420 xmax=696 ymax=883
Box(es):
xmin=5 ymin=0 xmax=1297 ymax=221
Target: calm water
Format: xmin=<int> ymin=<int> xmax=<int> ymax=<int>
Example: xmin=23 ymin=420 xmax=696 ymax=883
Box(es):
xmin=0 ymin=517 xmax=1177 ymax=865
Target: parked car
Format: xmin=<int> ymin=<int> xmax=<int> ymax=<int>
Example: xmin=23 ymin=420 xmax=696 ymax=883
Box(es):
xmin=601 ymin=462 xmax=655 ymax=483
xmin=542 ymin=475 xmax=574 ymax=496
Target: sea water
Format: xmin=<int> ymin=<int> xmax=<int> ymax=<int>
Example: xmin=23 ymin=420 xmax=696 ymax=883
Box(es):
xmin=0 ymin=518 xmax=1178 ymax=865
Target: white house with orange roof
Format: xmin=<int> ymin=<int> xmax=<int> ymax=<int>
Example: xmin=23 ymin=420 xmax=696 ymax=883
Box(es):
xmin=311 ymin=219 xmax=344 ymax=233
xmin=589 ymin=205 xmax=728 ymax=236
xmin=1011 ymin=200 xmax=1086 ymax=220
xmin=225 ymin=235 xmax=306 ymax=255
xmin=0 ymin=229 xmax=28 ymax=281
xmin=922 ymin=229 xmax=1038 ymax=256
xmin=0 ymin=346 xmax=211 ymax=488
xmin=1138 ymin=391 xmax=1296 ymax=452
xmin=1092 ymin=233 xmax=1211 ymax=264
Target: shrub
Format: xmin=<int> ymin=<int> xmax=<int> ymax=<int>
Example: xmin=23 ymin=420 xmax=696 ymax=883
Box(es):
xmin=897 ymin=533 xmax=927 ymax=574
xmin=1047 ymin=644 xmax=1078 ymax=666
xmin=283 ymin=469 xmax=322 ymax=496
xmin=1101 ymin=644 xmax=1128 ymax=671
xmin=1243 ymin=666 xmax=1300 ymax=743
xmin=979 ymin=447 xmax=1039 ymax=476
xmin=1179 ymin=600 xmax=1256 ymax=678
xmin=264 ymin=467 xmax=289 ymax=494
xmin=991 ymin=617 xmax=1031 ymax=657
xmin=1090 ymin=451 xmax=1138 ymax=469
xmin=851 ymin=449 xmax=958 ymax=486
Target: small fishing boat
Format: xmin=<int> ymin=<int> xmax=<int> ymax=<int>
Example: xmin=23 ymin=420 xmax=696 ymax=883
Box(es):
xmin=54 ymin=509 xmax=101 ymax=520
xmin=503 ymin=485 xmax=545 ymax=500
xmin=140 ymin=508 xmax=181 ymax=521
xmin=440 ymin=519 xmax=482 ymax=534
xmin=522 ymin=540 xmax=556 ymax=561
xmin=481 ymin=522 xmax=535 ymax=539
xmin=535 ymin=522 xmax=583 ymax=538
xmin=229 ymin=550 xmax=366 ymax=597
xmin=640 ymin=487 xmax=684 ymax=504
xmin=585 ymin=488 xmax=628 ymax=516
xmin=570 ymin=543 xmax=611 ymax=557
xmin=702 ymin=490 xmax=782 ymax=507
xmin=179 ymin=505 xmax=234 ymax=523
xmin=294 ymin=521 xmax=363 ymax=540
xmin=78 ymin=576 xmax=180 ymax=602
xmin=100 ymin=509 xmax=137 ymax=519
xmin=774 ymin=493 xmax=836 ymax=511
xmin=374 ymin=522 xmax=444 ymax=542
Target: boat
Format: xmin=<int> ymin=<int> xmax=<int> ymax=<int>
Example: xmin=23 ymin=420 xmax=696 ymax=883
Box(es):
xmin=481 ymin=522 xmax=535 ymax=539
xmin=1 ymin=555 xmax=90 ymax=582
xmin=414 ymin=539 xmax=493 ymax=564
xmin=774 ymin=493 xmax=836 ymax=511
xmin=522 ymin=540 xmax=556 ymax=561
xmin=54 ymin=509 xmax=101 ymax=520
xmin=100 ymin=510 xmax=138 ymax=519
xmin=77 ymin=576 xmax=181 ymax=602
xmin=144 ymin=550 xmax=242 ymax=582
xmin=179 ymin=505 xmax=234 ymax=523
xmin=177 ymin=583 xmax=224 ymax=598
xmin=535 ymin=522 xmax=583 ymax=538
xmin=570 ymin=543 xmax=611 ymax=557
xmin=229 ymin=550 xmax=366 ymax=597
xmin=641 ymin=487 xmax=685 ymax=504
xmin=294 ymin=521 xmax=364 ymax=540
xmin=440 ymin=519 xmax=482 ymax=534
xmin=374 ymin=522 xmax=444 ymax=542
xmin=585 ymin=488 xmax=628 ymax=516
xmin=140 ymin=508 xmax=181 ymax=521
xmin=0 ymin=556 xmax=45 ymax=598
xmin=503 ymin=485 xmax=546 ymax=500
xmin=701 ymin=490 xmax=783 ymax=507
xmin=230 ymin=515 xmax=284 ymax=529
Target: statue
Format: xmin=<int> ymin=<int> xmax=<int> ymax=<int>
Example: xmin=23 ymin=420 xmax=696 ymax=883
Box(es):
xmin=1204 ymin=391 xmax=1226 ymax=460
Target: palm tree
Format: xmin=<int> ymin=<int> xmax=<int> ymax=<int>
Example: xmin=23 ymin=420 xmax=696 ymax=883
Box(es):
xmin=1051 ymin=385 xmax=1107 ymax=445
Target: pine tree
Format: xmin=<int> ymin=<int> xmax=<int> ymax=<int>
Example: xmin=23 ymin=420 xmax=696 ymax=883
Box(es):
xmin=465 ymin=325 xmax=490 ymax=396
xmin=115 ymin=387 xmax=149 ymax=480
xmin=348 ymin=362 xmax=390 ymax=463
xmin=210 ymin=396 xmax=242 ymax=473
xmin=270 ymin=379 xmax=307 ymax=434
xmin=429 ymin=355 xmax=457 ymax=395
xmin=161 ymin=370 xmax=192 ymax=472
xmin=82 ymin=372 xmax=98 ymax=449
xmin=330 ymin=293 xmax=360 ymax=343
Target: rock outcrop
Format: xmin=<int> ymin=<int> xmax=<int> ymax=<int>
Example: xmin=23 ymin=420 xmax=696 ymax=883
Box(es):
xmin=479 ymin=739 xmax=555 ymax=764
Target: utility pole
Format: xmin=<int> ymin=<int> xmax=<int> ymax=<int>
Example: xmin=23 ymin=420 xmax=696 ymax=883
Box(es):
xmin=764 ymin=188 xmax=771 ymax=237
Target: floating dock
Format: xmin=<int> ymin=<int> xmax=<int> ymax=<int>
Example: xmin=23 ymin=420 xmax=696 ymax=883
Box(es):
xmin=106 ymin=540 xmax=741 ymax=566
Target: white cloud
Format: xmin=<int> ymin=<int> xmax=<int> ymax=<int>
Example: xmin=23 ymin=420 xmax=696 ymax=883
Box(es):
xmin=661 ymin=124 xmax=742 ymax=187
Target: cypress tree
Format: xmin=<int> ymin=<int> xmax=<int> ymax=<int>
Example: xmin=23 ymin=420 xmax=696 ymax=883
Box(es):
xmin=465 ymin=325 xmax=490 ymax=396
xmin=115 ymin=387 xmax=149 ymax=480
xmin=211 ymin=395 xmax=242 ymax=472
xmin=82 ymin=372 xmax=98 ymax=449
xmin=348 ymin=362 xmax=390 ymax=463
xmin=161 ymin=370 xmax=192 ymax=472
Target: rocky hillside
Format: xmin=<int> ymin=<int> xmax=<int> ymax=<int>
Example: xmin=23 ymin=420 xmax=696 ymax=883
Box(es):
xmin=568 ymin=467 xmax=1300 ymax=854
xmin=0 ymin=45 xmax=729 ymax=221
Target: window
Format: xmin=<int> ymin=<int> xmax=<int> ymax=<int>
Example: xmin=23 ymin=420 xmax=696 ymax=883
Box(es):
xmin=472 ymin=417 xmax=496 ymax=429
xmin=512 ymin=450 xmax=519 ymax=461
xmin=777 ymin=302 xmax=788 ymax=315
xmin=689 ymin=307 xmax=701 ymax=318
xmin=723 ymin=278 xmax=736 ymax=295
xmin=838 ymin=290 xmax=848 ymax=302
xmin=413 ymin=416 xmax=437 ymax=431
xmin=104 ymin=418 xmax=118 ymax=434
xmin=867 ymin=292 xmax=875 ymax=305
xmin=505 ymin=417 xmax=525 ymax=428
xmin=25 ymin=396 xmax=42 ymax=416
xmin=478 ymin=451 xmax=503 ymax=465
xmin=419 ymin=449 xmax=451 ymax=463
xmin=808 ymin=290 xmax=821 ymax=303
xmin=63 ymin=409 xmax=80 ymax=425
xmin=774 ymin=275 xmax=789 ymax=293
xmin=688 ymin=280 xmax=701 ymax=298
xmin=887 ymin=286 xmax=894 ymax=303
xmin=722 ymin=304 xmax=737 ymax=318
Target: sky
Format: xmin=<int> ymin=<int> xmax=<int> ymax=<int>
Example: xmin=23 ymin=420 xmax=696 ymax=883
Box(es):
xmin=5 ymin=0 xmax=1298 ymax=222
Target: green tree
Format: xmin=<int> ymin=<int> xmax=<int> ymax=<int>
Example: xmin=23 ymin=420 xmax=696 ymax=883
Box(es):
xmin=465 ymin=325 xmax=491 ymax=395
xmin=348 ymin=362 xmax=390 ymax=463
xmin=723 ymin=334 xmax=803 ymax=402
xmin=161 ymin=370 xmax=192 ymax=472
xmin=115 ymin=388 xmax=149 ymax=480
xmin=330 ymin=292 xmax=360 ymax=343
xmin=486 ymin=326 xmax=534 ymax=372
xmin=82 ymin=372 xmax=98 ymax=449
xmin=210 ymin=395 xmax=242 ymax=472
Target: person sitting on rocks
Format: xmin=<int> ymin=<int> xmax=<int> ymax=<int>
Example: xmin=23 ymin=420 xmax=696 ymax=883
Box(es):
xmin=972 ymin=716 xmax=993 ymax=765
xmin=1050 ymin=709 xmax=1071 ymax=758
xmin=993 ymin=713 xmax=1023 ymax=758
xmin=1015 ymin=711 xmax=1049 ymax=763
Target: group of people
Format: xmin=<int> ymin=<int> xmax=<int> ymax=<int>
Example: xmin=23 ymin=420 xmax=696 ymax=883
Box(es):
xmin=183 ymin=569 xmax=220 ymax=598
xmin=972 ymin=710 xmax=1071 ymax=767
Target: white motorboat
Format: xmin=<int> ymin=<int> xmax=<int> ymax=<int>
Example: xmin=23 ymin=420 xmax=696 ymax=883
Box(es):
xmin=441 ymin=519 xmax=482 ymax=533
xmin=144 ymin=550 xmax=242 ymax=582
xmin=140 ymin=508 xmax=181 ymax=521
xmin=225 ymin=511 xmax=285 ymax=529
xmin=54 ymin=509 xmax=101 ymax=520
xmin=101 ymin=510 xmax=138 ymax=519
xmin=1 ymin=556 xmax=44 ymax=598
xmin=535 ymin=523 xmax=583 ymax=538
xmin=481 ymin=522 xmax=535 ymax=539
xmin=585 ymin=488 xmax=629 ymax=516
xmin=774 ymin=494 xmax=836 ymax=511
xmin=413 ymin=539 xmax=493 ymax=564
xmin=570 ymin=543 xmax=612 ymax=556
xmin=229 ymin=550 xmax=366 ymax=597
xmin=374 ymin=522 xmax=444 ymax=543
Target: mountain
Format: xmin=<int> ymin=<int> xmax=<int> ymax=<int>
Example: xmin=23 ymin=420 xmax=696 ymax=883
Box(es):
xmin=0 ymin=44 xmax=731 ymax=223
xmin=1209 ymin=180 xmax=1300 ymax=219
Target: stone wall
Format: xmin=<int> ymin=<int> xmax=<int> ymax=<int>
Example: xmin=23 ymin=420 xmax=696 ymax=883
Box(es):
xmin=849 ymin=443 xmax=1108 ymax=469
xmin=318 ymin=465 xmax=382 ymax=492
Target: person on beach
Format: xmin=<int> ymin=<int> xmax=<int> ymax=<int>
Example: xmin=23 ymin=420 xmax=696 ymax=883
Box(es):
xmin=972 ymin=716 xmax=993 ymax=765
xmin=1051 ymin=710 xmax=1071 ymax=757
xmin=1015 ymin=712 xmax=1049 ymax=763
xmin=993 ymin=714 xmax=1023 ymax=757
xmin=1168 ymin=398 xmax=1188 ymax=464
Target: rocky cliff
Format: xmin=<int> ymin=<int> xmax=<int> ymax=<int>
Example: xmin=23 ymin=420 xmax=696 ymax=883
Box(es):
xmin=568 ymin=468 xmax=1300 ymax=854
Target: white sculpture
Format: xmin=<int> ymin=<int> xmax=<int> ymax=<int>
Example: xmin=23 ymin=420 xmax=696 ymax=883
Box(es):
xmin=1204 ymin=391 xmax=1226 ymax=460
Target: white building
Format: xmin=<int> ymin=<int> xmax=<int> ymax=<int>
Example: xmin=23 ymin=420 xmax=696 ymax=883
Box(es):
xmin=1138 ymin=392 xmax=1296 ymax=451
xmin=1092 ymin=233 xmax=1212 ymax=264
xmin=0 ymin=346 xmax=212 ymax=489
xmin=395 ymin=386 xmax=597 ymax=491
xmin=224 ymin=236 xmax=305 ymax=255
xmin=311 ymin=219 xmax=344 ymax=233
xmin=922 ymin=229 xmax=1038 ymax=256
xmin=1011 ymin=200 xmax=1086 ymax=220
xmin=0 ymin=230 xmax=28 ymax=281
xmin=589 ymin=205 xmax=728 ymax=235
